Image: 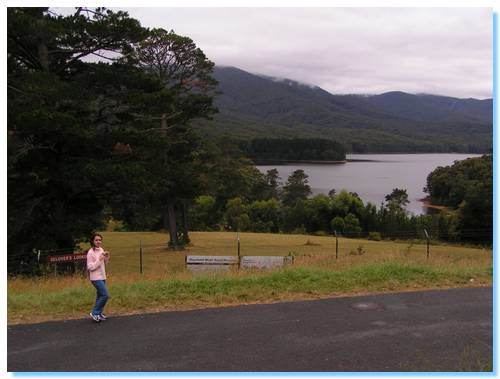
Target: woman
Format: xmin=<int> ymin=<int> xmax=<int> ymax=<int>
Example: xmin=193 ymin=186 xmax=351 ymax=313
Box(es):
xmin=87 ymin=233 xmax=110 ymax=322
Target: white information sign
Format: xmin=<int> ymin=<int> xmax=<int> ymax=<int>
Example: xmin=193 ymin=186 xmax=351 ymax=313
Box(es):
xmin=186 ymin=255 xmax=239 ymax=272
xmin=186 ymin=256 xmax=238 ymax=265
xmin=240 ymin=256 xmax=293 ymax=269
xmin=185 ymin=255 xmax=293 ymax=271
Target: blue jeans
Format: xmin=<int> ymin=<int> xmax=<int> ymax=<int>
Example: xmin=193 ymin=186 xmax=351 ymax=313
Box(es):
xmin=91 ymin=280 xmax=109 ymax=316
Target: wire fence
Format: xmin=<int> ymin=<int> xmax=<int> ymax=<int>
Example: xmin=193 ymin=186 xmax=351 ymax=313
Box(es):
xmin=7 ymin=227 xmax=493 ymax=277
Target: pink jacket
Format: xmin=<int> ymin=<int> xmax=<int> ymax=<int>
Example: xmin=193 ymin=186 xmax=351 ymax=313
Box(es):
xmin=87 ymin=247 xmax=109 ymax=281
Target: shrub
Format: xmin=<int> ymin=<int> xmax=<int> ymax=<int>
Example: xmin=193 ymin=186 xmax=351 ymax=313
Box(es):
xmin=292 ymin=225 xmax=306 ymax=235
xmin=106 ymin=218 xmax=127 ymax=232
xmin=314 ymin=231 xmax=328 ymax=237
xmin=368 ymin=232 xmax=382 ymax=241
xmin=350 ymin=245 xmax=366 ymax=256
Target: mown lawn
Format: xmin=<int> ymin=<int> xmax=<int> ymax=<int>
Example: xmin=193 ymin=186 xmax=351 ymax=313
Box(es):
xmin=8 ymin=231 xmax=492 ymax=324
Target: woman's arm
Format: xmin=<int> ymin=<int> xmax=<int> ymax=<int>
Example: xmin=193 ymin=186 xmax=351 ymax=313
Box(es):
xmin=87 ymin=250 xmax=103 ymax=271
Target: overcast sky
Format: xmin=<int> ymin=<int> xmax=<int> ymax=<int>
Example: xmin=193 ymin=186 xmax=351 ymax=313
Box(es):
xmin=58 ymin=7 xmax=493 ymax=99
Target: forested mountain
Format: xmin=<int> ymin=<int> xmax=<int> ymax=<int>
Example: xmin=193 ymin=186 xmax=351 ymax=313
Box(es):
xmin=194 ymin=66 xmax=492 ymax=153
xmin=363 ymin=91 xmax=491 ymax=124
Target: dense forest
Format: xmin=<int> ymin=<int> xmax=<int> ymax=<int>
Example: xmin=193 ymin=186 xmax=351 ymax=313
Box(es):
xmin=425 ymin=155 xmax=492 ymax=242
xmin=239 ymin=138 xmax=346 ymax=163
xmin=7 ymin=8 xmax=492 ymax=276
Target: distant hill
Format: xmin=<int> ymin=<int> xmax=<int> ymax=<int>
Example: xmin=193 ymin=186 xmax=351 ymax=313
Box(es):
xmin=362 ymin=91 xmax=491 ymax=124
xmin=194 ymin=66 xmax=492 ymax=153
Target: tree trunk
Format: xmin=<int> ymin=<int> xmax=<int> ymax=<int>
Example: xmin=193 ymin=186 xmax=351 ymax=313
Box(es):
xmin=37 ymin=41 xmax=49 ymax=71
xmin=161 ymin=113 xmax=167 ymax=134
xmin=167 ymin=203 xmax=179 ymax=249
xmin=181 ymin=202 xmax=190 ymax=244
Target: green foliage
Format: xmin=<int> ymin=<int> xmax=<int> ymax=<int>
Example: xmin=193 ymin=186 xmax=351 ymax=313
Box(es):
xmin=196 ymin=138 xmax=269 ymax=206
xmin=248 ymin=199 xmax=281 ymax=233
xmin=331 ymin=190 xmax=364 ymax=218
xmin=305 ymin=194 xmax=332 ymax=232
xmin=331 ymin=217 xmax=345 ymax=234
xmin=281 ymin=170 xmax=312 ymax=207
xmin=425 ymin=155 xmax=492 ymax=243
xmin=106 ymin=219 xmax=128 ymax=232
xmin=425 ymin=155 xmax=492 ymax=207
xmin=344 ymin=213 xmax=362 ymax=237
xmin=223 ymin=198 xmax=250 ymax=231
xmin=282 ymin=200 xmax=308 ymax=233
xmin=189 ymin=195 xmax=219 ymax=231
xmin=385 ymin=188 xmax=410 ymax=210
xmin=263 ymin=169 xmax=282 ymax=199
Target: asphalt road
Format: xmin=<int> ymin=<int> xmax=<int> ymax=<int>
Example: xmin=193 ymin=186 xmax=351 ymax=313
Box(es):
xmin=8 ymin=287 xmax=493 ymax=372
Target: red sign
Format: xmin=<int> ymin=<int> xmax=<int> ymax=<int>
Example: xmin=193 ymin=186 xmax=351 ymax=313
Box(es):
xmin=48 ymin=253 xmax=87 ymax=264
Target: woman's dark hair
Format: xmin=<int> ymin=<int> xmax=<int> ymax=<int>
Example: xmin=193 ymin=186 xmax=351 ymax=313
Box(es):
xmin=90 ymin=233 xmax=103 ymax=247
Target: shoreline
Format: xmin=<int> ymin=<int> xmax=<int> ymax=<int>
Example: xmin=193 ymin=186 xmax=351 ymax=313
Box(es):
xmin=418 ymin=197 xmax=450 ymax=211
xmin=253 ymin=159 xmax=347 ymax=165
xmin=253 ymin=153 xmax=483 ymax=166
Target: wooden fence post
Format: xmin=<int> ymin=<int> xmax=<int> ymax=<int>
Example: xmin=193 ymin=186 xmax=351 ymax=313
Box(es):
xmin=334 ymin=231 xmax=339 ymax=260
xmin=424 ymin=229 xmax=430 ymax=259
xmin=140 ymin=240 xmax=143 ymax=274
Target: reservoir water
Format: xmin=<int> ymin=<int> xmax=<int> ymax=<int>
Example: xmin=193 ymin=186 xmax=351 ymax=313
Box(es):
xmin=257 ymin=153 xmax=481 ymax=215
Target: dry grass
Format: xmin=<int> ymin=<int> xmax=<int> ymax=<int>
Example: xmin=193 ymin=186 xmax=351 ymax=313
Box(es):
xmin=98 ymin=231 xmax=491 ymax=271
xmin=9 ymin=230 xmax=492 ymax=291
xmin=99 ymin=231 xmax=491 ymax=280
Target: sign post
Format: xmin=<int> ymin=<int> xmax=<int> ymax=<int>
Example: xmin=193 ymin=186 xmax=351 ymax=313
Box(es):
xmin=140 ymin=240 xmax=143 ymax=274
xmin=47 ymin=253 xmax=87 ymax=264
xmin=47 ymin=253 xmax=87 ymax=275
xmin=237 ymin=231 xmax=241 ymax=269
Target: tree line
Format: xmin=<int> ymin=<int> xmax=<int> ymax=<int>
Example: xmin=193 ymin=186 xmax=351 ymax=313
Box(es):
xmin=239 ymin=138 xmax=346 ymax=162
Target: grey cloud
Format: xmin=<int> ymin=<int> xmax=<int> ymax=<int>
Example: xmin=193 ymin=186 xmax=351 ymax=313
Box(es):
xmin=95 ymin=7 xmax=493 ymax=99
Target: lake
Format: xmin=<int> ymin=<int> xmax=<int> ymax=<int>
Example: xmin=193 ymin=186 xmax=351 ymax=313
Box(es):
xmin=257 ymin=153 xmax=481 ymax=215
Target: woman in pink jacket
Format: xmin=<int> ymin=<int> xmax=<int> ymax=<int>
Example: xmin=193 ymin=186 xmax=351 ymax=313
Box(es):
xmin=87 ymin=233 xmax=110 ymax=322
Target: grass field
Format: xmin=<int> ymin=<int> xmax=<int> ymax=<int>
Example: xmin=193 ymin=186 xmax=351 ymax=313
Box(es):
xmin=8 ymin=231 xmax=492 ymax=324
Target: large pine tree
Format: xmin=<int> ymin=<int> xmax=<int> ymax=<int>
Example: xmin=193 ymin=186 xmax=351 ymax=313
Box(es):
xmin=8 ymin=8 xmax=217 ymax=272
